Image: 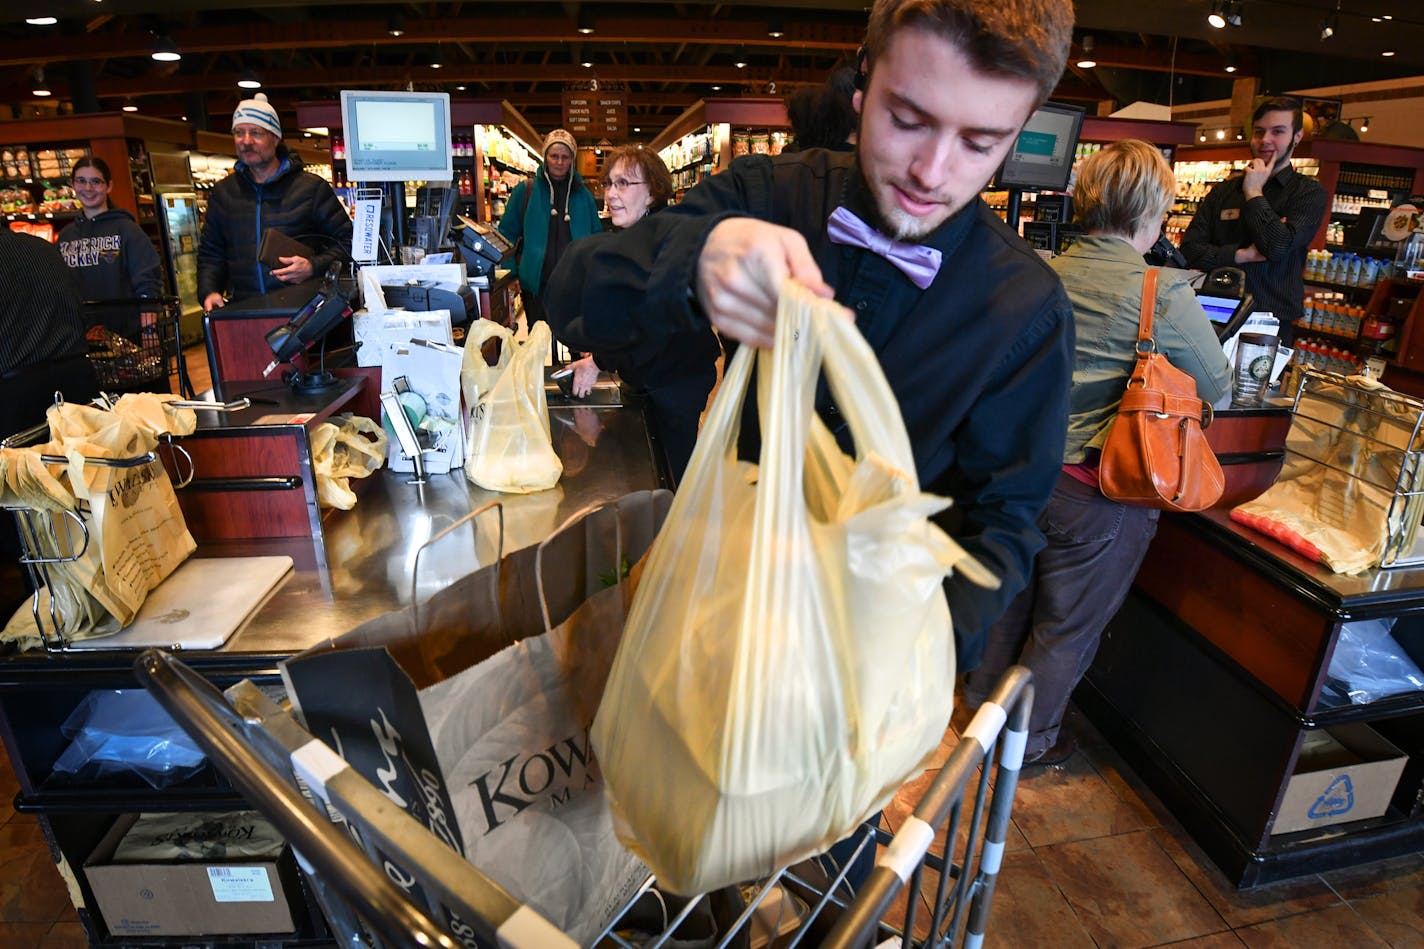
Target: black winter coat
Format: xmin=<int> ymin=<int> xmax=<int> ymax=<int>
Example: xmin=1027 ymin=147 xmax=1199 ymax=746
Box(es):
xmin=197 ymin=148 xmax=352 ymax=302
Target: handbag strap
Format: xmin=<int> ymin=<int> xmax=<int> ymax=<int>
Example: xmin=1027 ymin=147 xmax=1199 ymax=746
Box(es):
xmin=1136 ymin=267 xmax=1160 ymax=348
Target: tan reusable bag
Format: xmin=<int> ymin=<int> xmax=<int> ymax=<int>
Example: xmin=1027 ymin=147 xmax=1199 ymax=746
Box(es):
xmin=462 ymin=320 xmax=562 ymax=493
xmin=592 ymin=281 xmax=996 ymax=895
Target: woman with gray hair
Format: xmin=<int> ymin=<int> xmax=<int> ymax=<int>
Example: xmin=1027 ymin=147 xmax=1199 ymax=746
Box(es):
xmin=963 ymin=139 xmax=1231 ymax=765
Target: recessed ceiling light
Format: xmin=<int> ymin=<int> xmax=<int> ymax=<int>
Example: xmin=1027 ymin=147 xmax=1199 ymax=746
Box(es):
xmin=633 ymin=126 xmax=641 ymax=132
xmin=455 ymin=85 xmax=466 ymax=91
xmin=1382 ymin=49 xmax=1397 ymax=56
xmin=122 ymin=99 xmax=138 ymax=112
xmin=711 ymin=85 xmax=721 ymax=91
xmin=26 ymin=16 xmax=58 ymax=25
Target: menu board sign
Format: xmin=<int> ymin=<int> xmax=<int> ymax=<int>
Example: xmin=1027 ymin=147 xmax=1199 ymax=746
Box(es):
xmin=562 ymin=90 xmax=627 ymax=139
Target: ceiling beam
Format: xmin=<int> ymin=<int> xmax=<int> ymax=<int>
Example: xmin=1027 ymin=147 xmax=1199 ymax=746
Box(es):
xmin=0 ymin=16 xmax=863 ymax=68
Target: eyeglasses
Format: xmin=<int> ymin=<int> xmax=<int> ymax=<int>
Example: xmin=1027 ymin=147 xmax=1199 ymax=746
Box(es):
xmin=603 ymin=177 xmax=646 ymax=191
xmin=73 ymin=176 xmax=106 ymax=186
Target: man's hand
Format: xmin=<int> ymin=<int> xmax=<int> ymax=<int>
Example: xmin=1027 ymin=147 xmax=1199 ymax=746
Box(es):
xmin=1235 ymin=244 xmax=1266 ymax=264
xmin=696 ymin=218 xmax=834 ymax=349
xmin=1242 ymin=158 xmax=1270 ymax=200
xmin=273 ymin=255 xmax=314 ymax=284
xmin=202 ymin=292 xmax=226 ymax=313
xmin=569 ymin=355 xmax=601 ymax=397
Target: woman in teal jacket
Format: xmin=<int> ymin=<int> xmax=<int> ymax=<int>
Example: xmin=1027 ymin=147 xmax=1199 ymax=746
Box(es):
xmin=497 ymin=128 xmax=601 ymax=327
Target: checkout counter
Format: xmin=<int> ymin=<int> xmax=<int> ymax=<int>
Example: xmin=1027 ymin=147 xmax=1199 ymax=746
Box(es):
xmin=0 ymin=358 xmax=665 ymax=944
xmin=1079 ymin=397 xmax=1424 ymax=887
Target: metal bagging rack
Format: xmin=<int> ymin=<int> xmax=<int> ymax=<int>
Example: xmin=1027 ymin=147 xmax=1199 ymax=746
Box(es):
xmin=1287 ymin=369 xmax=1424 ymax=568
xmin=134 ymin=647 xmax=1034 ymax=949
xmin=2 ymin=397 xmax=247 ymax=649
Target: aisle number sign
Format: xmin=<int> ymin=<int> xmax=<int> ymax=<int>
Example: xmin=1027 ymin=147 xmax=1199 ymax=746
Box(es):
xmin=353 ymin=198 xmax=382 ymax=263
xmin=562 ymin=91 xmax=627 ymax=138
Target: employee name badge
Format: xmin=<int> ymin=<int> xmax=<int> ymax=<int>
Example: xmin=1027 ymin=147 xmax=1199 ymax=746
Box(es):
xmin=206 ymin=865 xmax=275 ymax=903
xmin=1220 ymin=208 xmax=1241 ymax=221
xmin=352 ymin=198 xmax=382 ymax=262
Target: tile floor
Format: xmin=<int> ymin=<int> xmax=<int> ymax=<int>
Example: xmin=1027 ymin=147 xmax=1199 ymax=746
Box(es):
xmin=2 ymin=702 xmax=1421 ymax=947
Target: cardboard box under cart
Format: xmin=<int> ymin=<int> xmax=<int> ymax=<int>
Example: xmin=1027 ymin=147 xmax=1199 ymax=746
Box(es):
xmin=85 ymin=813 xmax=297 ymax=937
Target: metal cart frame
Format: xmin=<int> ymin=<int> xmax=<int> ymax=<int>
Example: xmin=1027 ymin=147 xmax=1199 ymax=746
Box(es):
xmin=135 ymin=648 xmax=1033 ymax=949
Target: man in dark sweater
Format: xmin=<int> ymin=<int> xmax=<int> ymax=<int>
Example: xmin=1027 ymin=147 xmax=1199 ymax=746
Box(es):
xmin=1181 ymin=96 xmax=1328 ymax=341
xmin=198 ymin=93 xmax=352 ymax=311
xmin=546 ymin=0 xmax=1076 ymax=670
xmin=0 ymin=230 xmax=96 ymax=435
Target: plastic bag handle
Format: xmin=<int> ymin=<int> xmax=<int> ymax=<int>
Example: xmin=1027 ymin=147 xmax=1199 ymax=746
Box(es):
xmin=464 ymin=319 xmax=514 ymax=370
xmin=410 ymin=500 xmax=503 ymax=637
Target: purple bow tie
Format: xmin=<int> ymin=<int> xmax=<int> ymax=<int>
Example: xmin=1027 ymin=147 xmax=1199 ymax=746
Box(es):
xmin=826 ymin=206 xmax=943 ymax=289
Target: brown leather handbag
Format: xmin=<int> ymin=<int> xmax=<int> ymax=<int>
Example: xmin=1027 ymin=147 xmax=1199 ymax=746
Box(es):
xmin=1098 ymin=267 xmax=1225 ymax=512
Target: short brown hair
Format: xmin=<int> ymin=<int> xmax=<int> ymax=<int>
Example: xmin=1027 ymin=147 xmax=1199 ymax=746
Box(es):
xmin=863 ymin=0 xmax=1072 ymax=104
xmin=1253 ymin=96 xmax=1303 ymax=134
xmin=601 ymin=146 xmax=675 ymax=213
xmin=1072 ymin=140 xmax=1174 ymax=238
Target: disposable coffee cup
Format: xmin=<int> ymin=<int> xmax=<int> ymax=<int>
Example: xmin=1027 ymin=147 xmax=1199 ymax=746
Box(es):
xmin=1232 ymin=332 xmax=1278 ymax=407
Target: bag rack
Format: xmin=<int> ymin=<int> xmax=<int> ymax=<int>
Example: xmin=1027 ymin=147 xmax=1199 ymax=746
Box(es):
xmin=1287 ymin=369 xmax=1424 ymax=568
xmin=1 ymin=396 xmax=250 ymax=649
xmin=134 ymin=647 xmax=1035 ymax=949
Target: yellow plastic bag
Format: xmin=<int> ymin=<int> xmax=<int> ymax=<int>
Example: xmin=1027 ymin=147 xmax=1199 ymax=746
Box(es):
xmin=592 ymin=281 xmax=994 ymax=894
xmin=311 ymin=414 xmax=388 ymax=510
xmin=462 ymin=320 xmax=562 ymax=494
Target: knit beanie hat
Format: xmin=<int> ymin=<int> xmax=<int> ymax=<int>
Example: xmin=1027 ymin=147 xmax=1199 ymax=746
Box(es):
xmin=233 ymin=93 xmax=282 ymax=138
xmin=542 ymin=129 xmax=577 ymax=223
xmin=543 ymin=128 xmax=577 ymax=159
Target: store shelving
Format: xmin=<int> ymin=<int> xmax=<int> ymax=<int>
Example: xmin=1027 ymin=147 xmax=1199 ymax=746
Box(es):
xmin=649 ymin=97 xmax=790 ymax=201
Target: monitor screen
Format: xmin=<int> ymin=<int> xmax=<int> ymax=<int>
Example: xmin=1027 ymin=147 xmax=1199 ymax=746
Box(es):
xmin=340 ymin=90 xmax=453 ymax=183
xmin=1197 ymin=294 xmax=1241 ymax=327
xmin=994 ymin=102 xmax=1086 ymax=192
xmin=1196 ymin=291 xmax=1253 ymax=341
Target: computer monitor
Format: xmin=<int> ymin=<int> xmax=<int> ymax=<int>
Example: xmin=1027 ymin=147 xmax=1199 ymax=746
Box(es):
xmin=1197 ymin=292 xmax=1254 ymax=342
xmin=994 ymin=102 xmax=1086 ymax=192
xmin=340 ymin=90 xmax=454 ymax=183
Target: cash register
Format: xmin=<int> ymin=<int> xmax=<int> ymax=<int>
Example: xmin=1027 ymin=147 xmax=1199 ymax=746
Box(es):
xmin=1196 ymin=266 xmax=1254 ymax=342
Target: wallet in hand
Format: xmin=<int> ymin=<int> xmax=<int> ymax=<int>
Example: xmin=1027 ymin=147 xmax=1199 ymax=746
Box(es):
xmin=258 ymin=228 xmax=315 ymax=271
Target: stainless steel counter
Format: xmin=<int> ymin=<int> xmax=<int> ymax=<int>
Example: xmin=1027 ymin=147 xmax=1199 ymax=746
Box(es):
xmin=73 ymin=396 xmax=662 ymax=661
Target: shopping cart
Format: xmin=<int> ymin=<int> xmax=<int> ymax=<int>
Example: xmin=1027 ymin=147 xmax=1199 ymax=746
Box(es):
xmin=135 ymin=647 xmax=1033 ymax=949
xmin=83 ymin=294 xmax=195 ymax=399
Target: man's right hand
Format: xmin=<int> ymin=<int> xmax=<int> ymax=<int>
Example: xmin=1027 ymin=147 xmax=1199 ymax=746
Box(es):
xmin=696 ymin=218 xmax=834 ymax=349
xmin=202 ymin=292 xmax=225 ymax=313
xmin=1235 ymin=244 xmax=1266 ymax=264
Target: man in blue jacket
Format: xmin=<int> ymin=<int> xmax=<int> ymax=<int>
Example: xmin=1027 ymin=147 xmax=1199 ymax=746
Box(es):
xmin=199 ymin=93 xmax=352 ymax=311
xmin=497 ymin=129 xmax=602 ymax=328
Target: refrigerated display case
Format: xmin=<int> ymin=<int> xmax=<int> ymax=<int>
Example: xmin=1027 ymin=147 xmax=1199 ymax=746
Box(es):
xmin=155 ymin=190 xmax=204 ymax=345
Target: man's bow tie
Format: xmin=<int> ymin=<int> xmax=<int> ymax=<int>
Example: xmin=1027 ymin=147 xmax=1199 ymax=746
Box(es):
xmin=826 ymin=206 xmax=943 ymax=290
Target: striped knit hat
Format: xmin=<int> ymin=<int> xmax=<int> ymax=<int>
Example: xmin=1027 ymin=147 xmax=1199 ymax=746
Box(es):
xmin=233 ymin=93 xmax=282 ymax=138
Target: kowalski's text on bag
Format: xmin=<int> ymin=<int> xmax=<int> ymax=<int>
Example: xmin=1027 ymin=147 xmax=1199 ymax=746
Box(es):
xmin=468 ymin=729 xmax=598 ymax=834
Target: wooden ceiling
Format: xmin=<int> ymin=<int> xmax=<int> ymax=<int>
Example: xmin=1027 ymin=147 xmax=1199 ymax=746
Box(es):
xmin=3 ymin=1 xmax=1422 ymax=142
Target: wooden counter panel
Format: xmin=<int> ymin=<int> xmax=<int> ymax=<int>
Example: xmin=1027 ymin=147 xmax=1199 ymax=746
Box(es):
xmin=179 ymin=431 xmax=303 ymax=479
xmin=1206 ymin=411 xmax=1292 ymax=456
xmin=1136 ymin=516 xmax=1334 ymax=710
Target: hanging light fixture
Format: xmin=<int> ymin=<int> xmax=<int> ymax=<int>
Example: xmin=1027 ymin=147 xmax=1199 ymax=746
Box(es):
xmin=1320 ymin=1 xmax=1340 ymax=41
xmin=767 ymin=20 xmax=785 ymax=38
xmin=430 ymin=45 xmax=443 ymax=69
xmin=734 ymin=48 xmax=748 ymax=69
xmin=1361 ymin=117 xmax=1371 ymax=133
xmin=32 ymin=68 xmax=51 ymax=97
xmin=387 ymin=10 xmax=405 ymax=37
xmin=26 ymin=16 xmax=58 ymax=26
xmin=580 ymin=47 xmax=594 ymax=68
xmin=1224 ymin=55 xmax=1238 ymax=73
xmin=151 ymin=33 xmax=181 ymax=62
xmin=237 ymin=69 xmax=262 ymax=89
xmin=1207 ymin=1 xmax=1227 ymax=29
xmin=122 ymin=98 xmax=138 ymax=112
xmin=1382 ymin=49 xmax=1397 ymax=57
xmin=576 ymin=7 xmax=595 ymax=34
xmin=1076 ymin=36 xmax=1097 ymax=69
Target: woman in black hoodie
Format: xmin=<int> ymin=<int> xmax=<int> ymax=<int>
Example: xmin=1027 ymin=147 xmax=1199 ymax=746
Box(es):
xmin=57 ymin=157 xmax=163 ymax=341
